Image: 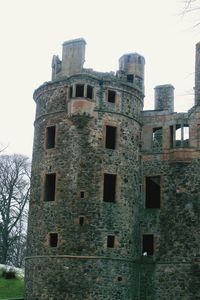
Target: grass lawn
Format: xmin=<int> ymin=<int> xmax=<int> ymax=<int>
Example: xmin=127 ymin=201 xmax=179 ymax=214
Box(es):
xmin=0 ymin=277 xmax=24 ymax=299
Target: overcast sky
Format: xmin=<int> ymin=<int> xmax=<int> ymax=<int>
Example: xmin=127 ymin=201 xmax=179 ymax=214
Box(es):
xmin=0 ymin=0 xmax=199 ymax=157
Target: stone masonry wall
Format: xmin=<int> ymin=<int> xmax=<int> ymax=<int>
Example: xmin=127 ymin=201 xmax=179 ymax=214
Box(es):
xmin=139 ymin=157 xmax=200 ymax=299
xmin=25 ymin=74 xmax=143 ymax=299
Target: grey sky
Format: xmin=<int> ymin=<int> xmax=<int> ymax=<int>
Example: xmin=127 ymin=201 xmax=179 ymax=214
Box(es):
xmin=0 ymin=0 xmax=199 ymax=157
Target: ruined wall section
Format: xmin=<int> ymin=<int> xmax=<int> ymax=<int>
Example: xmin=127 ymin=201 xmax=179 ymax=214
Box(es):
xmin=140 ymin=108 xmax=200 ymax=299
xmin=26 ymin=72 xmax=143 ymax=299
xmin=139 ymin=158 xmax=200 ymax=299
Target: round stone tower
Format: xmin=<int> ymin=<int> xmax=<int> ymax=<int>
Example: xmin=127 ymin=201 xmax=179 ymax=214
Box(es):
xmin=25 ymin=39 xmax=145 ymax=300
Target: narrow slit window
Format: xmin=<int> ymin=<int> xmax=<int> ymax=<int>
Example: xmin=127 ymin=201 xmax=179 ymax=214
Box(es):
xmin=46 ymin=126 xmax=56 ymax=149
xmin=105 ymin=126 xmax=116 ymax=149
xmin=175 ymin=125 xmax=181 ymax=147
xmin=170 ymin=125 xmax=174 ymax=148
xmin=79 ymin=216 xmax=84 ymax=226
xmin=145 ymin=176 xmax=160 ymax=208
xmin=49 ymin=233 xmax=58 ymax=247
xmin=70 ymin=86 xmax=73 ymax=98
xmin=108 ymin=90 xmax=116 ymax=103
xmin=142 ymin=234 xmax=154 ymax=256
xmin=87 ymin=85 xmax=93 ymax=99
xmin=103 ymin=173 xmax=116 ymax=202
xmin=44 ymin=173 xmax=56 ymax=202
xmin=107 ymin=235 xmax=115 ymax=248
xmin=183 ymin=125 xmax=189 ymax=147
xmin=76 ymin=84 xmax=84 ymax=97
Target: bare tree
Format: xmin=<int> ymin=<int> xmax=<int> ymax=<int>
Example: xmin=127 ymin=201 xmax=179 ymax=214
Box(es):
xmin=0 ymin=154 xmax=30 ymax=266
xmin=0 ymin=144 xmax=7 ymax=153
xmin=184 ymin=0 xmax=200 ymax=10
xmin=183 ymin=0 xmax=200 ymax=27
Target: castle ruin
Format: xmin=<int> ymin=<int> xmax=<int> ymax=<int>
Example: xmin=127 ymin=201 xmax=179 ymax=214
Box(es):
xmin=25 ymin=39 xmax=200 ymax=299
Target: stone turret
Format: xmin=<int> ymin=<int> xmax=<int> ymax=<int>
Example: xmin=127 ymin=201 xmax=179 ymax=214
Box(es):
xmin=118 ymin=53 xmax=145 ymax=93
xmin=154 ymin=84 xmax=174 ymax=112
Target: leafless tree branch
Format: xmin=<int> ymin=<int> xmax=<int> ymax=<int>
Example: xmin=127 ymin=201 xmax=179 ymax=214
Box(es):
xmin=0 ymin=154 xmax=30 ymax=267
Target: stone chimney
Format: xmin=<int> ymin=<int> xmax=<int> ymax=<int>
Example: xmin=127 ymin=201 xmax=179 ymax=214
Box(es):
xmin=51 ymin=38 xmax=86 ymax=80
xmin=195 ymin=42 xmax=200 ymax=105
xmin=154 ymin=84 xmax=174 ymax=112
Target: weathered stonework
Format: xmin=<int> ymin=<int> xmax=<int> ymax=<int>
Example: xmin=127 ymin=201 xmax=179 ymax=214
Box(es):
xmin=25 ymin=39 xmax=200 ymax=299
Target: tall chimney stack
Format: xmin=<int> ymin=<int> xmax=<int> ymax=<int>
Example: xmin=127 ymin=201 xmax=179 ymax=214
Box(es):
xmin=195 ymin=42 xmax=200 ymax=105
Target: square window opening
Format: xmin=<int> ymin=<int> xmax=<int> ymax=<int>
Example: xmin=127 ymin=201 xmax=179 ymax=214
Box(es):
xmin=142 ymin=234 xmax=154 ymax=256
xmin=49 ymin=233 xmax=58 ymax=247
xmin=80 ymin=191 xmax=85 ymax=198
xmin=44 ymin=173 xmax=56 ymax=202
xmin=87 ymin=85 xmax=93 ymax=99
xmin=108 ymin=90 xmax=116 ymax=103
xmin=107 ymin=235 xmax=115 ymax=248
xmin=127 ymin=74 xmax=134 ymax=83
xmin=76 ymin=84 xmax=84 ymax=97
xmin=145 ymin=176 xmax=160 ymax=208
xmin=117 ymin=276 xmax=123 ymax=282
xmin=105 ymin=126 xmax=116 ymax=149
xmin=46 ymin=126 xmax=56 ymax=149
xmin=79 ymin=216 xmax=84 ymax=226
xmin=103 ymin=173 xmax=116 ymax=202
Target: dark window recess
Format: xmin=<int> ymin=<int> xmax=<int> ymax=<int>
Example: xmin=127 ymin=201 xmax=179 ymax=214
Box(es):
xmin=76 ymin=84 xmax=84 ymax=97
xmin=87 ymin=85 xmax=93 ymax=99
xmin=145 ymin=176 xmax=160 ymax=208
xmin=44 ymin=173 xmax=56 ymax=202
xmin=80 ymin=191 xmax=85 ymax=198
xmin=103 ymin=173 xmax=116 ymax=202
xmin=46 ymin=126 xmax=56 ymax=149
xmin=108 ymin=90 xmax=116 ymax=103
xmin=49 ymin=233 xmax=58 ymax=247
xmin=127 ymin=55 xmax=131 ymax=63
xmin=79 ymin=216 xmax=84 ymax=226
xmin=107 ymin=235 xmax=115 ymax=248
xmin=70 ymin=86 xmax=73 ymax=98
xmin=117 ymin=276 xmax=123 ymax=282
xmin=127 ymin=74 xmax=134 ymax=83
xmin=142 ymin=234 xmax=154 ymax=256
xmin=170 ymin=125 xmax=174 ymax=148
xmin=105 ymin=126 xmax=116 ymax=149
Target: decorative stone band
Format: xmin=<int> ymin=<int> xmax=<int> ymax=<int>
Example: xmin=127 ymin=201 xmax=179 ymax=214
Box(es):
xmin=93 ymin=108 xmax=142 ymax=124
xmin=25 ymin=255 xmax=135 ymax=262
xmin=25 ymin=255 xmax=199 ymax=264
